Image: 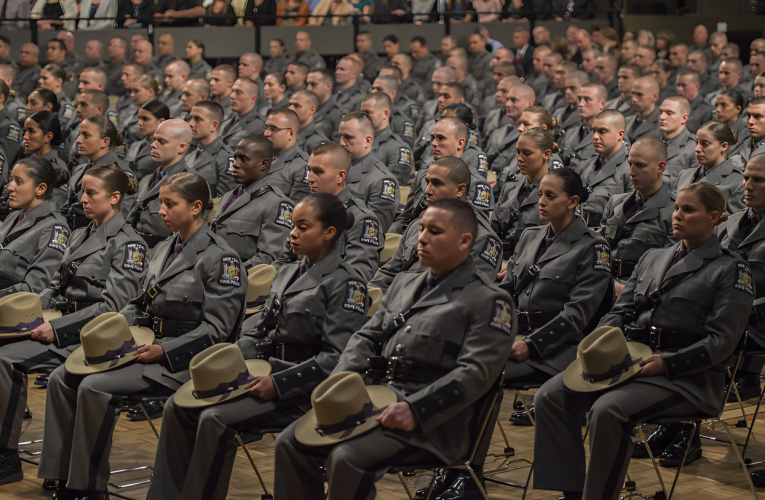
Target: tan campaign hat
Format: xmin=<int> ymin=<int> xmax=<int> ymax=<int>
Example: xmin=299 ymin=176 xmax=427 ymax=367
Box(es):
xmin=174 ymin=343 xmax=272 ymax=408
xmin=563 ymin=326 xmax=652 ymax=393
xmin=295 ymin=371 xmax=397 ymax=446
xmin=0 ymin=293 xmax=61 ymax=338
xmin=245 ymin=264 xmax=277 ymax=315
xmin=65 ymin=312 xmax=155 ymax=375
xmin=367 ymin=287 xmax=383 ymax=318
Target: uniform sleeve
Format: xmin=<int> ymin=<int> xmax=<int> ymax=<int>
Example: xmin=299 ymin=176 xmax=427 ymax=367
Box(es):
xmin=288 ymin=161 xmax=311 ymax=204
xmin=161 ymin=251 xmax=247 ymax=372
xmin=599 ymin=197 xmax=616 ymax=235
xmin=470 ymin=230 xmax=502 ymax=278
xmin=215 ymin=151 xmax=238 ymax=195
xmin=342 ymin=213 xmax=382 ymax=283
xmin=1 ymin=222 xmax=69 ymax=297
xmin=243 ymin=199 xmax=293 ymax=269
xmin=39 ymin=259 xmax=65 ymax=309
xmin=369 ymin=226 xmax=410 ymax=293
xmin=726 ymin=179 xmax=747 ymax=214
xmin=367 ymin=176 xmax=400 ymax=233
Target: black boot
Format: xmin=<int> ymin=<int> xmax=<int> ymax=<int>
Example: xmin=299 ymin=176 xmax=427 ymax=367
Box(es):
xmin=509 ymin=406 xmax=535 ymax=426
xmin=436 ymin=473 xmax=485 ymax=500
xmin=0 ymin=449 xmax=22 ymax=486
xmin=727 ymin=372 xmax=762 ymax=402
xmin=632 ymin=423 xmax=681 ymax=458
xmin=414 ymin=469 xmax=460 ymax=500
xmin=558 ymin=493 xmax=583 ymax=500
xmin=50 ymin=485 xmax=79 ymax=500
xmin=658 ymin=423 xmax=702 ymax=467
xmin=126 ymin=400 xmax=164 ymax=421
xmin=43 ymin=479 xmax=58 ymax=490
xmin=751 ymin=469 xmax=765 ymax=487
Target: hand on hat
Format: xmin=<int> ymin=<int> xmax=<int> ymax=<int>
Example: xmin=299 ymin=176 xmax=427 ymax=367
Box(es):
xmin=497 ymin=269 xmax=507 ymax=281
xmin=247 ymin=375 xmax=277 ymax=400
xmin=636 ymin=354 xmax=665 ymax=377
xmin=136 ymin=344 xmax=165 ymax=363
xmin=30 ymin=322 xmax=55 ymax=344
xmin=509 ymin=341 xmax=531 ymax=361
xmin=376 ymin=402 xmax=416 ymax=432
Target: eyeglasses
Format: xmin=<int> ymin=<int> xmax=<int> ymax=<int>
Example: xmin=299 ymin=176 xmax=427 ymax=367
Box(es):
xmin=265 ymin=125 xmax=291 ymax=134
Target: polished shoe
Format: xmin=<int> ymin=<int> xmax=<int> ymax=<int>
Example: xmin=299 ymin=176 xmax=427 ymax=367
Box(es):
xmin=436 ymin=473 xmax=485 ymax=500
xmin=34 ymin=374 xmax=49 ymax=387
xmin=0 ymin=450 xmax=22 ymax=486
xmin=751 ymin=469 xmax=765 ymax=487
xmin=43 ymin=479 xmax=58 ymax=490
xmin=413 ymin=469 xmax=460 ymax=500
xmin=50 ymin=487 xmax=109 ymax=500
xmin=558 ymin=493 xmax=583 ymax=500
xmin=727 ymin=372 xmax=763 ymax=402
xmin=632 ymin=423 xmax=681 ymax=458
xmin=509 ymin=406 xmax=535 ymax=426
xmin=126 ymin=400 xmax=163 ymax=421
xmin=658 ymin=423 xmax=702 ymax=467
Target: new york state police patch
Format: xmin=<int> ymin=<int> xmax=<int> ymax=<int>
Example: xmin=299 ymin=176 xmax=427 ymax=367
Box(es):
xmin=218 ymin=256 xmax=242 ymax=286
xmin=489 ymin=299 xmax=513 ymax=335
xmin=343 ymin=280 xmax=367 ymax=314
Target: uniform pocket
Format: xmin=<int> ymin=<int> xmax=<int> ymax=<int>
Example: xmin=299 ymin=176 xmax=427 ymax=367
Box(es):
xmin=222 ymin=219 xmax=260 ymax=260
xmin=278 ymin=294 xmax=327 ymax=344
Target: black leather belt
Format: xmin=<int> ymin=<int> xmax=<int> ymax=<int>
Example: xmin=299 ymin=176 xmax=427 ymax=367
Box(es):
xmin=384 ymin=356 xmax=448 ymax=384
xmin=149 ymin=317 xmax=200 ymax=338
xmin=274 ymin=342 xmax=321 ymax=362
xmin=583 ymin=211 xmax=602 ymax=227
xmin=137 ymin=232 xmax=167 ymax=249
xmin=612 ymin=259 xmax=637 ymax=278
xmin=625 ymin=325 xmax=698 ymax=350
xmin=0 ymin=279 xmax=19 ymax=290
xmin=66 ymin=300 xmax=98 ymax=313
xmin=67 ymin=213 xmax=90 ymax=230
xmin=517 ymin=310 xmax=559 ymax=333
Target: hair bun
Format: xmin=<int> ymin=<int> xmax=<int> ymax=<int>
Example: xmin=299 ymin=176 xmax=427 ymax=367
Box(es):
xmin=126 ymin=176 xmax=139 ymax=195
xmin=718 ymin=212 xmax=729 ymax=224
xmin=551 ymin=141 xmax=560 ymax=154
xmin=550 ymin=117 xmax=558 ymax=129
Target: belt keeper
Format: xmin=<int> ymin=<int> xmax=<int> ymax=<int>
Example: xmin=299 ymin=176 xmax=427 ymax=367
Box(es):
xmin=147 ymin=287 xmax=158 ymax=299
xmin=649 ymin=326 xmax=662 ymax=349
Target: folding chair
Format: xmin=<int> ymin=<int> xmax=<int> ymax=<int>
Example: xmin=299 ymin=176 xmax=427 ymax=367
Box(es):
xmin=233 ymin=427 xmax=285 ymax=500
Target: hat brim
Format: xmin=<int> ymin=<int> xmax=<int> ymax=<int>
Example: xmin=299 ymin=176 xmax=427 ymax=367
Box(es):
xmin=245 ymin=305 xmax=265 ymax=316
xmin=294 ymin=385 xmax=398 ymax=446
xmin=563 ymin=342 xmax=653 ymax=393
xmin=0 ymin=310 xmax=63 ymax=338
xmin=173 ymin=359 xmax=273 ymax=408
xmin=64 ymin=326 xmax=156 ymax=375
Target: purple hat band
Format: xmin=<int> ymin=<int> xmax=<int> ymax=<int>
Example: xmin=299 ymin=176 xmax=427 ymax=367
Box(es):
xmin=0 ymin=317 xmax=44 ymax=334
xmin=192 ymin=370 xmax=254 ymax=401
xmin=315 ymin=402 xmax=387 ymax=439
xmin=84 ymin=338 xmax=144 ymax=368
xmin=246 ymin=295 xmax=269 ymax=309
xmin=581 ymin=354 xmax=643 ymax=385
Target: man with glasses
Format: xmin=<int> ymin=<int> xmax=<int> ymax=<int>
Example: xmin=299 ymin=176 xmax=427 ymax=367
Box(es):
xmin=264 ymin=108 xmax=311 ymax=203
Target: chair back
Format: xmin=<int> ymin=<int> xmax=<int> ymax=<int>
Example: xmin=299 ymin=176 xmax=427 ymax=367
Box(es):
xmin=380 ymin=233 xmax=402 ymax=263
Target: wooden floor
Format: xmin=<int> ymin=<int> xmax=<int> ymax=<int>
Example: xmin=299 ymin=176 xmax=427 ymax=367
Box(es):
xmin=3 ymin=378 xmax=765 ymax=499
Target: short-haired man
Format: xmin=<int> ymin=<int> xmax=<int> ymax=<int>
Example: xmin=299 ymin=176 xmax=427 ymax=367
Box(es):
xmin=179 ymin=79 xmax=210 ymax=122
xmin=556 ymin=71 xmax=590 ymax=133
xmin=755 ymin=70 xmax=765 ymax=99
xmin=293 ymin=31 xmax=326 ymax=72
xmin=414 ymin=82 xmax=466 ymax=166
xmin=0 ymin=37 xmax=16 ymax=74
xmin=134 ymin=39 xmax=162 ymax=83
xmin=409 ymin=36 xmax=442 ymax=89
xmin=187 ymin=100 xmax=238 ymax=197
xmin=595 ymin=54 xmax=620 ymax=101
xmin=625 ymin=76 xmax=662 ymax=142
xmin=675 ymin=69 xmax=714 ymax=134
xmin=153 ymin=33 xmax=178 ymax=76
xmin=633 ymin=45 xmax=656 ymax=74
xmin=706 ymin=58 xmax=754 ymax=106
xmin=658 ymin=96 xmax=699 ymax=187
xmin=83 ymin=40 xmax=105 ymax=72
xmin=391 ymin=53 xmax=428 ymax=103
xmin=481 ymin=76 xmax=517 ymax=149
xmin=104 ymin=38 xmax=127 ymax=96
xmin=220 ymin=77 xmax=265 ymax=150
xmin=284 ymin=62 xmax=308 ymax=95
xmin=163 ymin=60 xmax=190 ymax=118
xmin=77 ymin=67 xmax=107 ymax=95
xmin=262 ymin=108 xmax=311 ymax=203
xmin=512 ymin=26 xmax=535 ymax=78
xmin=64 ymin=89 xmax=115 ymax=168
xmin=356 ymin=31 xmax=382 ymax=82
xmin=289 ymin=90 xmax=330 ymax=155
xmin=334 ymin=56 xmax=365 ymax=112
xmin=481 ymin=60 xmax=516 ymax=114
xmin=536 ymin=50 xmax=561 ymax=105
xmin=362 ymin=92 xmax=414 ymax=186
xmin=525 ymin=45 xmax=552 ymax=98
xmin=413 ymin=66 xmax=456 ymax=127
xmin=371 ymin=75 xmax=421 ymax=147
xmin=576 ymin=110 xmax=632 ymax=227
xmin=446 ymin=53 xmax=482 ymax=110
xmin=338 ymin=111 xmax=400 ymax=231
xmin=561 ymin=82 xmax=607 ymax=168
xmin=116 ymin=63 xmax=144 ymax=130
xmin=540 ymin=60 xmax=577 ymax=114
xmin=13 ymin=43 xmax=41 ymax=100
xmin=487 ymin=84 xmax=536 ymax=173
xmin=307 ymin=69 xmax=346 ymax=142
xmin=238 ymin=52 xmax=266 ymax=103
xmin=730 ymin=98 xmax=765 ymax=164
xmin=209 ymin=64 xmax=236 ymax=124
xmin=687 ymin=49 xmax=717 ymax=97
xmin=264 ymin=39 xmax=290 ymax=75
xmin=605 ymin=64 xmax=639 ymax=116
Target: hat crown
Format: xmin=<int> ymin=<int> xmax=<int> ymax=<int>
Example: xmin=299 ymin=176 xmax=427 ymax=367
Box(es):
xmin=578 ymin=327 xmax=632 ymax=378
xmin=0 ymin=293 xmax=44 ymax=330
xmin=312 ymin=372 xmax=373 ymax=427
xmin=247 ymin=265 xmax=277 ymax=302
xmin=189 ymin=344 xmax=249 ymax=392
xmin=80 ymin=312 xmax=135 ymax=358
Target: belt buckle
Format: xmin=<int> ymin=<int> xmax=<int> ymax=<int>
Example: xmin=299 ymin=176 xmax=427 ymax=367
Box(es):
xmin=392 ymin=313 xmax=406 ymax=329
xmin=649 ymin=326 xmax=662 ymax=349
xmin=277 ymin=342 xmax=285 ymax=361
xmin=614 ymin=259 xmax=623 ymax=276
xmin=147 ymin=286 xmax=159 ymax=299
xmin=152 ymin=317 xmax=164 ymax=338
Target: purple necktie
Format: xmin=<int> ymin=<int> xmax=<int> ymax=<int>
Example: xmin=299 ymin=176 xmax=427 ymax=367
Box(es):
xmin=413 ymin=277 xmax=439 ymax=303
xmin=11 ymin=213 xmax=24 ymax=230
xmin=617 ymin=98 xmax=625 ymax=109
xmin=670 ymin=247 xmax=689 ymax=268
xmin=580 ymin=127 xmax=591 ymax=142
xmin=286 ymin=264 xmax=308 ymax=288
xmin=224 ymin=187 xmax=245 ymax=211
xmin=534 ymin=233 xmax=556 ymax=263
xmin=504 ymin=125 xmax=515 ymax=138
xmin=624 ymin=196 xmax=644 ymax=219
xmin=225 ymin=118 xmax=240 ymax=135
xmin=595 ymin=156 xmax=606 ymax=173
xmin=164 ymin=244 xmax=183 ymax=271
xmin=693 ymin=167 xmax=706 ymax=182
xmin=151 ymin=170 xmax=163 ymax=188
xmin=89 ymin=227 xmax=97 ymax=237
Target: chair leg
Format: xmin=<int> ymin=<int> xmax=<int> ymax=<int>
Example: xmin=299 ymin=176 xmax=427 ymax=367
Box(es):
xmin=743 ymin=383 xmax=765 ymax=462
xmin=137 ymin=403 xmax=160 ymax=439
xmin=396 ymin=470 xmax=421 ymax=500
xmin=234 ymin=431 xmax=270 ymax=496
xmin=517 ymin=390 xmax=534 ymax=427
xmin=495 ymin=420 xmax=513 ymax=453
xmin=466 ymin=465 xmax=490 ymax=500
xmin=720 ymin=421 xmax=760 ymax=500
xmin=728 ymin=358 xmax=750 ymax=425
xmin=636 ymin=425 xmax=667 ymax=498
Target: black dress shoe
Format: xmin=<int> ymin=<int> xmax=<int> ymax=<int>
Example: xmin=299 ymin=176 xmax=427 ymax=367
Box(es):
xmin=35 ymin=374 xmax=49 ymax=387
xmin=509 ymin=407 xmax=535 ymax=426
xmin=751 ymin=469 xmax=765 ymax=487
xmin=558 ymin=493 xmax=583 ymax=500
xmin=727 ymin=372 xmax=763 ymax=402
xmin=126 ymin=400 xmax=164 ymax=421
xmin=0 ymin=450 xmax=22 ymax=486
xmin=414 ymin=469 xmax=460 ymax=500
xmin=51 ymin=488 xmax=109 ymax=500
xmin=632 ymin=423 xmax=681 ymax=458
xmin=436 ymin=473 xmax=485 ymax=500
xmin=43 ymin=479 xmax=58 ymax=490
xmin=658 ymin=423 xmax=702 ymax=467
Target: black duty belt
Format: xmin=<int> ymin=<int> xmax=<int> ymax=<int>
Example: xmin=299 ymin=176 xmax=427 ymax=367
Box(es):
xmin=384 ymin=356 xmax=449 ymax=384
xmin=625 ymin=325 xmax=698 ymax=350
xmin=67 ymin=213 xmax=90 ymax=230
xmin=612 ymin=259 xmax=637 ymax=278
xmin=274 ymin=342 xmax=321 ymax=363
xmin=583 ymin=211 xmax=603 ymax=227
xmin=137 ymin=232 xmax=167 ymax=249
xmin=56 ymin=299 xmax=98 ymax=313
xmin=517 ymin=310 xmax=559 ymax=333
xmin=146 ymin=316 xmax=200 ymax=338
xmin=0 ymin=279 xmax=19 ymax=290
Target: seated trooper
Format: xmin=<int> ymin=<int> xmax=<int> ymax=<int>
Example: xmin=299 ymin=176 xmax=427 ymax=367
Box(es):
xmin=370 ymin=157 xmax=501 ymax=293
xmin=362 ymin=92 xmax=413 ymax=187
xmin=418 ymin=104 xmax=488 ymax=179
xmin=262 ymin=108 xmax=311 ymax=203
xmin=186 ymin=100 xmax=238 ymax=197
xmin=485 ymin=84 xmax=536 ymax=174
xmin=533 ymin=183 xmax=753 ymax=500
xmin=289 ymin=89 xmax=329 ymax=155
xmin=146 ymin=192 xmax=368 ymax=500
xmin=210 ymin=135 xmax=294 ymax=270
xmin=273 ymin=198 xmax=516 ymax=500
xmin=39 ymin=172 xmax=246 ymax=500
xmin=273 ymin=142 xmax=383 ymax=283
xmin=559 ymin=83 xmax=607 ymax=169
xmin=659 ymin=96 xmax=699 ymax=186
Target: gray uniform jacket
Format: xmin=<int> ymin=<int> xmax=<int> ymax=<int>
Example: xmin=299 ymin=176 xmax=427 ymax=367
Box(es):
xmin=599 ymin=185 xmax=675 ymax=278
xmin=346 ymin=152 xmax=399 ymax=233
xmin=12 ymin=64 xmax=40 ymax=100
xmin=211 ymin=93 xmax=234 ymax=126
xmin=122 ymin=109 xmax=142 ymax=148
xmin=673 ymin=159 xmax=745 ymax=214
xmin=664 ymin=128 xmax=699 ymax=186
xmin=600 ymin=237 xmax=753 ymax=415
xmin=314 ymin=95 xmax=346 ymax=142
xmin=605 ymin=95 xmax=635 ymax=117
xmin=390 ymin=100 xmax=419 ymax=148
xmin=337 ymin=258 xmax=515 ymax=464
xmin=39 ymin=150 xmax=68 ymax=210
xmin=0 ymin=108 xmax=21 ymax=169
xmin=560 ymin=124 xmax=596 ymax=169
xmin=6 ymin=97 xmax=27 ymax=128
xmin=491 ymin=177 xmax=543 ymax=259
xmin=468 ymin=51 xmax=492 ymax=88
xmin=577 ymin=146 xmax=632 ymax=226
xmin=104 ymin=59 xmax=125 ymax=96
xmin=400 ymin=77 xmax=427 ymax=104
xmin=210 ymin=177 xmax=294 ymax=269
xmin=625 ymin=106 xmax=661 ymax=143
xmin=334 ymin=83 xmax=365 ymax=113
xmin=188 ymin=59 xmax=212 ymax=81
xmin=730 ymin=137 xmax=765 ymax=168
xmin=267 ymin=144 xmax=311 ymax=204
xmin=687 ymin=95 xmax=714 ymax=134
xmin=121 ymin=224 xmax=246 ymax=387
xmin=296 ymin=121 xmax=328 ymax=155
xmin=115 ymin=94 xmax=137 ymax=133
xmin=294 ymin=50 xmax=325 ymax=72
xmin=481 ymin=108 xmax=511 ymax=150
xmin=162 ymin=90 xmax=184 ymax=119
xmin=554 ymin=105 xmax=583 ymax=135
xmin=264 ymin=54 xmax=291 ymax=76
xmin=410 ymin=53 xmax=441 ymax=88
xmin=56 ymin=92 xmax=76 ymax=131
xmin=273 ymin=187 xmax=382 ymax=283
xmin=64 ymin=152 xmax=136 ymax=223
xmin=185 ymin=138 xmax=237 ymax=197
xmin=371 ymin=210 xmax=501 ymax=293
xmin=220 ymin=107 xmax=266 ymax=151
xmin=0 ymin=201 xmax=70 ymax=295
xmin=540 ymin=91 xmax=567 ymax=114
xmin=38 ymin=213 xmax=147 ymax=350
xmin=373 ymin=126 xmax=413 ymax=186
xmin=487 ymin=124 xmax=519 ymax=173
xmin=125 ymin=138 xmax=156 ymax=181
xmin=153 ymin=54 xmax=179 ymax=76
xmin=502 ymin=218 xmax=612 ymax=373
xmin=461 ymin=74 xmax=483 ymax=111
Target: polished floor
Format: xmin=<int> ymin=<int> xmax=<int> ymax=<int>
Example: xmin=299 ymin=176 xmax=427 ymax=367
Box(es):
xmin=3 ymin=377 xmax=765 ymax=499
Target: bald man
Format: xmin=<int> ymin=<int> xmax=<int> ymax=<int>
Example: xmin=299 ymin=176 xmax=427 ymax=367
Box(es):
xmin=625 ymin=76 xmax=662 ymax=143
xmin=84 ymin=40 xmax=105 ymax=71
xmin=237 ymin=52 xmax=266 ymax=103
xmin=163 ymin=60 xmax=191 ymax=118
xmin=705 ymin=58 xmax=754 ymax=106
xmin=482 ymin=76 xmax=518 ymax=148
xmin=371 ymin=75 xmax=421 ymax=147
xmin=13 ymin=43 xmax=40 ymax=100
xmin=362 ymin=93 xmax=413 ymax=186
xmin=540 ymin=60 xmax=577 ymax=114
xmin=334 ymin=56 xmax=365 ymax=112
xmin=556 ymin=71 xmax=590 ymax=134
xmin=525 ymin=45 xmax=552 ymax=98
xmin=263 ymin=108 xmax=311 ymax=203
xmin=659 ymin=96 xmax=699 ymax=187
xmin=127 ymin=119 xmax=194 ymax=246
xmin=180 ymin=79 xmax=210 ymax=122
xmin=560 ymin=82 xmax=607 ymax=169
xmin=293 ymin=31 xmax=326 ymax=72
xmin=391 ymin=53 xmax=428 ymax=104
xmin=134 ymin=39 xmax=163 ymax=83
xmin=220 ymin=78 xmax=266 ymax=150
xmin=154 ymin=33 xmax=179 ymax=76
xmin=289 ymin=90 xmax=329 ymax=155
xmin=487 ymin=84 xmax=536 ymax=173
xmin=187 ymin=100 xmax=237 ymax=197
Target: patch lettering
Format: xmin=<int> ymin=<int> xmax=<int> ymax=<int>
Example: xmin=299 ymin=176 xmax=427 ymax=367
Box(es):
xmin=472 ymin=183 xmax=491 ymax=208
xmin=123 ymin=242 xmax=146 ymax=272
xmin=275 ymin=202 xmax=294 ymax=228
xmin=480 ymin=236 xmax=501 ymax=268
xmin=398 ymin=147 xmax=411 ymax=165
xmin=735 ymin=262 xmax=754 ymax=296
xmin=359 ymin=218 xmax=380 ymax=246
xmin=218 ymin=256 xmax=242 ymax=286
xmin=477 ymin=154 xmax=488 ymax=175
xmin=227 ymin=157 xmax=235 ymax=175
xmin=469 ymin=129 xmax=479 ymax=145
xmin=6 ymin=124 xmax=20 ymax=143
xmin=343 ymin=279 xmax=367 ymax=314
xmin=403 ymin=121 xmax=415 ymax=138
xmin=48 ymin=225 xmax=70 ymax=252
xmin=593 ymin=244 xmax=611 ymax=271
xmin=63 ymin=103 xmax=75 ymax=120
xmin=409 ymin=105 xmax=420 ymax=118
xmin=380 ymin=179 xmax=396 ymax=202
xmin=489 ymin=299 xmax=513 ymax=335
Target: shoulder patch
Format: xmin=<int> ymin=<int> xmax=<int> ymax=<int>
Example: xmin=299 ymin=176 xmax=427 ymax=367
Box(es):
xmin=417 ymin=90 xmax=426 ymax=103
xmin=275 ymin=202 xmax=294 ymax=228
xmin=0 ymin=153 xmax=4 ymax=177
xmin=403 ymin=121 xmax=415 ymax=138
xmin=551 ymin=159 xmax=564 ymax=170
xmin=6 ymin=124 xmax=20 ymax=143
xmin=63 ymin=103 xmax=75 ymax=121
xmin=479 ymin=236 xmax=501 ymax=268
xmin=472 ymin=183 xmax=491 ymax=208
xmin=124 ymin=169 xmax=136 ymax=179
xmin=48 ymin=225 xmax=70 ymax=252
xmin=123 ymin=242 xmax=147 ymax=272
xmin=359 ymin=218 xmax=380 ymax=246
xmin=469 ymin=129 xmax=480 ymax=145
xmin=15 ymin=108 xmax=27 ymax=123
xmin=343 ymin=279 xmax=367 ymax=314
xmin=593 ymin=243 xmax=611 ymax=271
xmin=477 ymin=154 xmax=488 ymax=175
xmin=735 ymin=262 xmax=754 ymax=296
xmin=380 ymin=179 xmax=396 ymax=202
xmin=226 ymin=157 xmax=235 ymax=175
xmin=489 ymin=298 xmax=513 ymax=335
xmin=302 ymin=165 xmax=310 ymax=183
xmin=409 ymin=105 xmax=421 ymax=118
xmin=106 ymin=109 xmax=118 ymax=127
xmin=218 ymin=256 xmax=242 ymax=286
xmin=398 ymin=147 xmax=411 ymax=165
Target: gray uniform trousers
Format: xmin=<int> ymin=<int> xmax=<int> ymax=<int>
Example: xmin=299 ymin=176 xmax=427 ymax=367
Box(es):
xmin=533 ymin=373 xmax=703 ymax=500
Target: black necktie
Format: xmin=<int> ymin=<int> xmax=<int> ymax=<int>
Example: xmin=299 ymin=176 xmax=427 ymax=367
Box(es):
xmin=594 ymin=156 xmax=606 ymax=173
xmin=413 ymin=277 xmax=439 ymax=303
xmin=692 ymin=167 xmax=706 ymax=182
xmin=670 ymin=246 xmax=689 ymax=268
xmin=624 ymin=195 xmax=644 ymax=219
xmin=150 ymin=170 xmax=163 ymax=188
xmin=740 ymin=211 xmax=760 ymax=240
xmin=534 ymin=233 xmax=556 ymax=263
